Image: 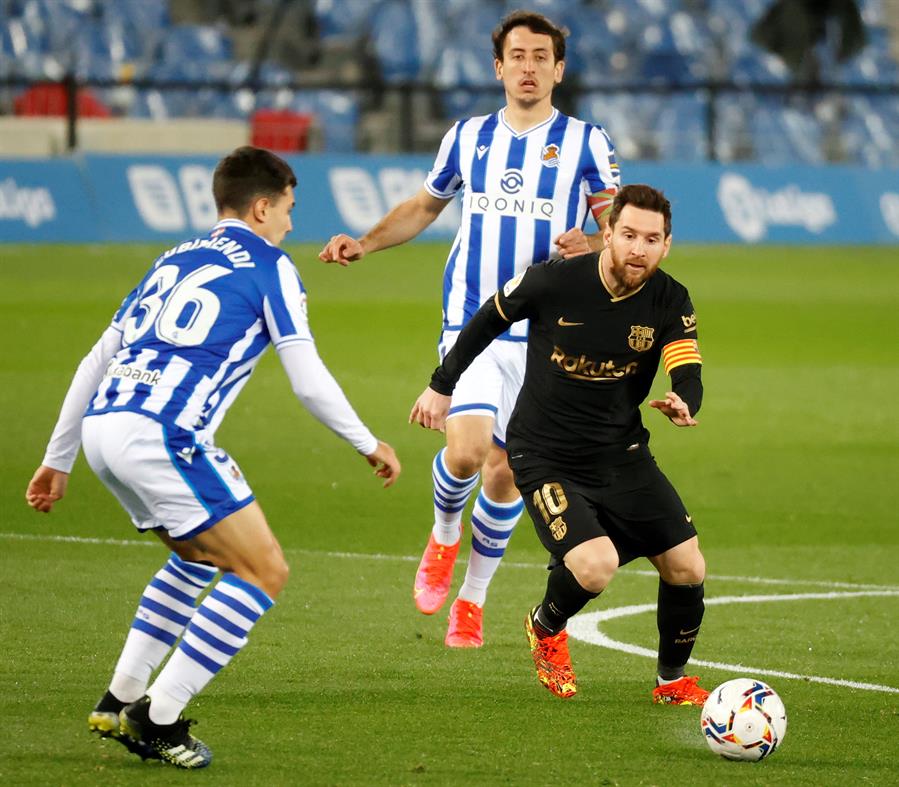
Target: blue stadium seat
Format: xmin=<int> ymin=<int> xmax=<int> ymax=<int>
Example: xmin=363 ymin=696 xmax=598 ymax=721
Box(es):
xmin=749 ymin=96 xmax=825 ymax=165
xmin=369 ymin=0 xmax=421 ymax=83
xmin=654 ymin=91 xmax=709 ymax=161
xmin=314 ymin=0 xmax=380 ymax=40
xmin=841 ymin=95 xmax=899 ymax=167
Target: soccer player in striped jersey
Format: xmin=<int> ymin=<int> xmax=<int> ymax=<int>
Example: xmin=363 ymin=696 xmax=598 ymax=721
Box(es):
xmin=410 ymin=185 xmax=710 ymax=704
xmin=25 ymin=146 xmax=400 ymax=768
xmin=319 ymin=11 xmax=620 ymax=648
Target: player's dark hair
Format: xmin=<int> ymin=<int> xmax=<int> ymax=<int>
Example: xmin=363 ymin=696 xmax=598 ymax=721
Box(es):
xmin=608 ymin=184 xmax=672 ymax=237
xmin=492 ymin=10 xmax=568 ymax=63
xmin=213 ymin=146 xmax=297 ymax=215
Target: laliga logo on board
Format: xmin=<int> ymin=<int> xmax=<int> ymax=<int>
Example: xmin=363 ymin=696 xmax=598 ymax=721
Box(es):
xmin=717 ymin=173 xmax=836 ymax=242
xmin=0 ymin=177 xmax=55 ymax=228
xmin=879 ymin=192 xmax=899 ymax=237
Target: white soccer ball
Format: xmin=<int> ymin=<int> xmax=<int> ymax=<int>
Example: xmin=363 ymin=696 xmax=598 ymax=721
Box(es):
xmin=700 ymin=678 xmax=787 ymax=762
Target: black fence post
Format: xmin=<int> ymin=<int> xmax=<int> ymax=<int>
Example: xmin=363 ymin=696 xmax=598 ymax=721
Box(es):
xmin=64 ymin=73 xmax=78 ymax=152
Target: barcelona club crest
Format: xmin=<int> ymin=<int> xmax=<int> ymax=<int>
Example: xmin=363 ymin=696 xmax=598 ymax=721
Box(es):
xmin=628 ymin=325 xmax=655 ymax=352
xmin=541 ymin=143 xmax=560 ymax=168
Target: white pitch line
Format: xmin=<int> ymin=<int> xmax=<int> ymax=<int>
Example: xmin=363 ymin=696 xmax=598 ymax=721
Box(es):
xmin=568 ymin=591 xmax=899 ymax=694
xmin=3 ymin=531 xmax=898 ymax=592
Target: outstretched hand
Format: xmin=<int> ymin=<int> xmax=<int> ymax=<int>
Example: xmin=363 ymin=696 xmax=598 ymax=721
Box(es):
xmin=649 ymin=391 xmax=698 ymax=427
xmin=26 ymin=465 xmax=70 ymax=513
xmin=409 ymin=387 xmax=451 ymax=432
xmin=365 ymin=440 xmax=401 ymax=488
xmin=318 ymin=234 xmax=365 ymax=266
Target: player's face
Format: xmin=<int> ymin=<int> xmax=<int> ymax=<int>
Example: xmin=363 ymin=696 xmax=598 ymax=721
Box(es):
xmin=603 ymin=205 xmax=671 ymax=292
xmin=257 ymin=186 xmax=295 ymax=246
xmin=495 ymin=26 xmax=564 ymax=106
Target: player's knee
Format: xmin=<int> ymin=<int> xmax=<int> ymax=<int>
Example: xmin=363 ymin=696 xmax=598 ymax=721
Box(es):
xmin=444 ymin=444 xmax=488 ymax=479
xmin=568 ymin=545 xmax=617 ymax=594
xmin=661 ymin=550 xmax=706 ymax=586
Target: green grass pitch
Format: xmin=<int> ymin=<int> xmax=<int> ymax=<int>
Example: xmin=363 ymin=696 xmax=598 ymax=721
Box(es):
xmin=1 ymin=242 xmax=897 ymax=785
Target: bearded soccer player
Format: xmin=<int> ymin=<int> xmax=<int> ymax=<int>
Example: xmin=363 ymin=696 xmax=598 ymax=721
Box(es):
xmin=410 ymin=185 xmax=709 ymax=704
xmin=25 ymin=146 xmax=400 ymax=768
xmin=319 ymin=10 xmax=620 ymax=648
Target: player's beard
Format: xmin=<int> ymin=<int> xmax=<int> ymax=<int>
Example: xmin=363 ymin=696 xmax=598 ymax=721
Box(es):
xmin=607 ymin=245 xmax=654 ymax=292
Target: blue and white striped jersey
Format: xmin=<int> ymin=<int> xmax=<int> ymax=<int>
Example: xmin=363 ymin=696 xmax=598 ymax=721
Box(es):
xmin=85 ymin=219 xmax=312 ymax=438
xmin=425 ymin=107 xmax=620 ymax=340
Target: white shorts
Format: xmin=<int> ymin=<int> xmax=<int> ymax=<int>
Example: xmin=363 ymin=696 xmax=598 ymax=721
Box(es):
xmin=438 ymin=330 xmax=526 ymax=445
xmin=81 ymin=411 xmax=254 ymax=540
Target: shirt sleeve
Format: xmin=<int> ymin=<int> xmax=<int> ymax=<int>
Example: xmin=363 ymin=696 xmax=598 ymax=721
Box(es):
xmin=424 ymin=122 xmax=463 ymax=199
xmin=277 ymin=342 xmax=378 ymax=456
xmin=494 ymin=262 xmax=548 ymax=324
xmin=42 ymin=323 xmax=123 ymax=472
xmin=660 ymin=290 xmax=702 ymax=376
xmin=261 ymin=254 xmax=315 ymax=350
xmin=583 ymin=125 xmax=621 ymax=225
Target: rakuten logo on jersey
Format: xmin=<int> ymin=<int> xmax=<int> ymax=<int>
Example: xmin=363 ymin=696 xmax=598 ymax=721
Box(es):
xmin=717 ymin=173 xmax=836 ymax=242
xmin=0 ymin=177 xmax=55 ymax=228
xmin=127 ymin=165 xmax=217 ymax=233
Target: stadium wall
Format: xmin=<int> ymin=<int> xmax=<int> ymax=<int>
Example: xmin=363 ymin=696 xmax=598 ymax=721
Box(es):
xmin=1 ymin=154 xmax=898 ymax=244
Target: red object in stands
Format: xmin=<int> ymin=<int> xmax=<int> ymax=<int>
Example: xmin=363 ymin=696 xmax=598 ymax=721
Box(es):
xmin=14 ymin=83 xmax=111 ymax=117
xmin=251 ymin=109 xmax=313 ymax=152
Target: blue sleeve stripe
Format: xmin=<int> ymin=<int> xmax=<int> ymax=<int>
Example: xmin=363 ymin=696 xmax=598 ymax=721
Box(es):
xmin=430 ymin=121 xmax=464 ymax=194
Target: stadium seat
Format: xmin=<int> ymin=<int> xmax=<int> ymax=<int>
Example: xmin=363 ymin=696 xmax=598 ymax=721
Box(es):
xmin=368 ymin=0 xmax=422 ymax=83
xmin=251 ymin=108 xmax=314 ymax=152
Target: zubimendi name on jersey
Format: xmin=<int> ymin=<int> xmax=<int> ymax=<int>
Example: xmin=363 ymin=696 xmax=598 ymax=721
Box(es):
xmin=154 ymin=235 xmax=255 ymax=268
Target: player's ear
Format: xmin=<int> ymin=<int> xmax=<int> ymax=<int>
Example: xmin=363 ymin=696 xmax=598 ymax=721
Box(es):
xmin=554 ymin=59 xmax=565 ymax=83
xmin=251 ymin=196 xmax=269 ymax=223
xmin=494 ymin=58 xmax=503 ymax=81
xmin=661 ymin=234 xmax=672 ymax=259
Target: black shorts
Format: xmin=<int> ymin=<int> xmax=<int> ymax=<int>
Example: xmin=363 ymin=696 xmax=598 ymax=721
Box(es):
xmin=512 ymin=445 xmax=697 ymax=566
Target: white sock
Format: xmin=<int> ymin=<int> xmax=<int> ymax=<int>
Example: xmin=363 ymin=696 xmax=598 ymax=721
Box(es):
xmin=110 ymin=553 xmax=217 ymax=702
xmin=146 ymin=573 xmax=273 ymax=724
xmin=431 ymin=447 xmax=479 ymax=546
xmin=457 ymin=491 xmax=524 ymax=606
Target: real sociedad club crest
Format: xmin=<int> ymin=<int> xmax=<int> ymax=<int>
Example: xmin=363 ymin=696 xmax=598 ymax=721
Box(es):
xmin=541 ymin=144 xmax=560 ymax=168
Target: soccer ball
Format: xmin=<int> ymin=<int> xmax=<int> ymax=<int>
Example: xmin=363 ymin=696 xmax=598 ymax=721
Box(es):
xmin=700 ymin=678 xmax=787 ymax=762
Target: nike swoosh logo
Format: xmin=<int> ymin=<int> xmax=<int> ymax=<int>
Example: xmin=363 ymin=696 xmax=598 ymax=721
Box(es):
xmin=678 ymin=625 xmax=701 ymax=636
xmin=685 ymin=515 xmax=693 ymax=523
xmin=557 ymin=317 xmax=584 ymax=327
xmin=476 ymin=145 xmax=489 ymax=159
xmin=414 ymin=587 xmax=425 ymax=598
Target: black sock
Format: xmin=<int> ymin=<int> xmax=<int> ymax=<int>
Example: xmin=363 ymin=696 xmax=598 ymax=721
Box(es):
xmin=534 ymin=563 xmax=600 ymax=636
xmin=656 ymin=579 xmax=705 ymax=680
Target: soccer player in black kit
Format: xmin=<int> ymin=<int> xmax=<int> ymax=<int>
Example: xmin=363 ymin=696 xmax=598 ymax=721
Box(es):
xmin=410 ymin=184 xmax=709 ymax=704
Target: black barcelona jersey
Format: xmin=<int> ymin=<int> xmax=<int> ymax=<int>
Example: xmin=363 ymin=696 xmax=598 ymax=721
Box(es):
xmin=494 ymin=252 xmax=701 ymax=467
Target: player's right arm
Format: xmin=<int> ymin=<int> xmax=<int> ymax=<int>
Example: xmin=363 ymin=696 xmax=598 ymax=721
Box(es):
xmin=319 ymin=189 xmax=451 ymax=266
xmin=320 ymin=122 xmax=463 ymax=266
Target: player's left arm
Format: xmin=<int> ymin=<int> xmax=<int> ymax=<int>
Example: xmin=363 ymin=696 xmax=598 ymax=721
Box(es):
xmin=555 ymin=124 xmax=621 ymax=258
xmin=650 ymin=296 xmax=703 ymax=427
xmin=26 ymin=320 xmax=126 ymax=513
